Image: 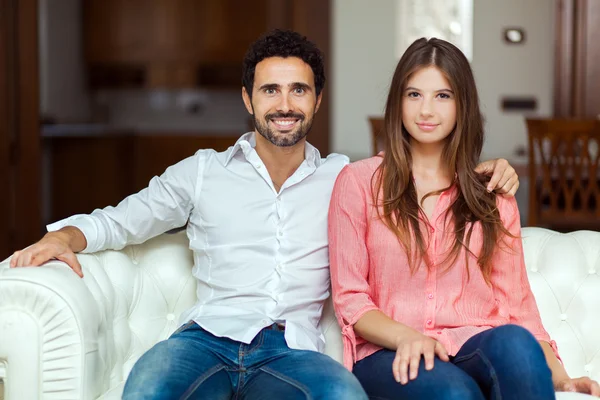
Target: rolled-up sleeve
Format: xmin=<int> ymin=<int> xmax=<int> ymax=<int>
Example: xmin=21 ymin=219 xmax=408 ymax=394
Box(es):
xmin=47 ymin=150 xmax=204 ymax=253
xmin=493 ymin=196 xmax=560 ymax=359
xmin=328 ymin=165 xmax=380 ymax=370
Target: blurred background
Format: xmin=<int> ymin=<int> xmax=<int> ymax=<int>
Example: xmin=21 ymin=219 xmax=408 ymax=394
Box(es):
xmin=1 ymin=0 xmax=599 ymax=259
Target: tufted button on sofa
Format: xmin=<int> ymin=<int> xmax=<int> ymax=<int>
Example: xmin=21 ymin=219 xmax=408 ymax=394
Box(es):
xmin=0 ymin=227 xmax=599 ymax=399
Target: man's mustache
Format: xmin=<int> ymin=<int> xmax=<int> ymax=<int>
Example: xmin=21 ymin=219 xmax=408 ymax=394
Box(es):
xmin=265 ymin=112 xmax=305 ymax=121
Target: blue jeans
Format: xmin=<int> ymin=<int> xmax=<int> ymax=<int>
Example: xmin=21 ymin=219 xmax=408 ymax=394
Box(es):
xmin=123 ymin=321 xmax=367 ymax=400
xmin=353 ymin=324 xmax=555 ymax=400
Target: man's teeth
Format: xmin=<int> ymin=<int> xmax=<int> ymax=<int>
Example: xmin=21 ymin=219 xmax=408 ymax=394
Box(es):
xmin=273 ymin=120 xmax=296 ymax=126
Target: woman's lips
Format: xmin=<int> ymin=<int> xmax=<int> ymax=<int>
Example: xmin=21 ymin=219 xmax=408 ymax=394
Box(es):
xmin=416 ymin=122 xmax=439 ymax=132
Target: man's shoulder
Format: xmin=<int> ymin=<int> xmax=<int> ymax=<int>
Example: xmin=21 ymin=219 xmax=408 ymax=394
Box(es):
xmin=313 ymin=152 xmax=350 ymax=178
xmin=189 ymin=147 xmax=231 ymax=166
xmin=320 ymin=152 xmax=350 ymax=167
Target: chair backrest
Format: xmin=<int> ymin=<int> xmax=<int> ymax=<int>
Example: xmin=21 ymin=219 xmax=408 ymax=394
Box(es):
xmin=368 ymin=117 xmax=384 ymax=156
xmin=526 ymin=118 xmax=600 ymax=229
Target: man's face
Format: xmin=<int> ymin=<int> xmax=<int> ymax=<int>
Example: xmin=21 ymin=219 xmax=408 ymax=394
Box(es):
xmin=242 ymin=57 xmax=322 ymax=147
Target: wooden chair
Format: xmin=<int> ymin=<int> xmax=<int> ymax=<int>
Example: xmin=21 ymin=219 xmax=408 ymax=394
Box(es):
xmin=526 ymin=118 xmax=600 ymax=230
xmin=368 ymin=116 xmax=384 ymax=156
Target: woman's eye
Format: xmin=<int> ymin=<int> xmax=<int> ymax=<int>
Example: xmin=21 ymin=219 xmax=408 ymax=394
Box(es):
xmin=407 ymin=92 xmax=420 ymax=98
xmin=438 ymin=93 xmax=451 ymax=99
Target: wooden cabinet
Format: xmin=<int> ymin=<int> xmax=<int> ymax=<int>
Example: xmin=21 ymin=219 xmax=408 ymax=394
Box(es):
xmin=85 ymin=0 xmax=155 ymax=64
xmin=46 ymin=134 xmax=238 ymax=222
xmin=84 ymin=0 xmax=289 ymax=87
xmin=198 ymin=0 xmax=272 ymax=64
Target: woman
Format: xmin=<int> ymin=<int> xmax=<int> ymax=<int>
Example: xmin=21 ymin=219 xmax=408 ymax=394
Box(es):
xmin=328 ymin=38 xmax=600 ymax=399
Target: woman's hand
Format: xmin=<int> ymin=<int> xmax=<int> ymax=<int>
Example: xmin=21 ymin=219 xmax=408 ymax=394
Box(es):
xmin=392 ymin=328 xmax=449 ymax=384
xmin=475 ymin=158 xmax=519 ymax=196
xmin=555 ymin=377 xmax=600 ymax=397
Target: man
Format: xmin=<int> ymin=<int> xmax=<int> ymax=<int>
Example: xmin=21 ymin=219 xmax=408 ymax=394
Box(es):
xmin=10 ymin=30 xmax=518 ymax=399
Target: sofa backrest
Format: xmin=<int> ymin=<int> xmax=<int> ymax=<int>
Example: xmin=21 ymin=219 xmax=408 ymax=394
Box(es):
xmin=83 ymin=227 xmax=600 ymax=387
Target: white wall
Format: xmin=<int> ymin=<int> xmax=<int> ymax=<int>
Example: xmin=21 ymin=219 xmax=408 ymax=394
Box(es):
xmin=472 ymin=0 xmax=555 ymax=162
xmin=331 ymin=0 xmax=399 ymax=161
xmin=331 ymin=0 xmax=556 ymax=163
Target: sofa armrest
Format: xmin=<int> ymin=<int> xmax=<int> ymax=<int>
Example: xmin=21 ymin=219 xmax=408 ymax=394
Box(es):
xmin=0 ymin=258 xmax=112 ymax=400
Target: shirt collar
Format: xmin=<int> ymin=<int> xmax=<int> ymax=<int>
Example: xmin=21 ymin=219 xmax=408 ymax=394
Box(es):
xmin=224 ymin=132 xmax=322 ymax=168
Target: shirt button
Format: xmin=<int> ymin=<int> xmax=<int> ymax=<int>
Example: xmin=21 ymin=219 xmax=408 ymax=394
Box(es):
xmin=166 ymin=313 xmax=175 ymax=321
xmin=426 ymin=319 xmax=433 ymax=326
xmin=427 ymin=293 xmax=434 ymax=300
xmin=276 ymin=264 xmax=283 ymax=271
xmin=256 ymin=164 xmax=262 ymax=169
xmin=277 ymin=231 xmax=283 ymax=237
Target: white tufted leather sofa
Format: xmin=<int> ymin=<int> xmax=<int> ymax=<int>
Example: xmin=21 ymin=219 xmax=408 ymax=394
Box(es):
xmin=0 ymin=227 xmax=599 ymax=400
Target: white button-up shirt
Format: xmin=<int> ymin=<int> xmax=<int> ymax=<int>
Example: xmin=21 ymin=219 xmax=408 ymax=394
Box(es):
xmin=48 ymin=132 xmax=349 ymax=353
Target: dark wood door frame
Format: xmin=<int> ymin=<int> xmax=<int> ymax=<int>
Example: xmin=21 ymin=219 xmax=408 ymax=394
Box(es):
xmin=0 ymin=0 xmax=41 ymax=259
xmin=554 ymin=0 xmax=574 ymax=116
xmin=554 ymin=0 xmax=600 ymax=118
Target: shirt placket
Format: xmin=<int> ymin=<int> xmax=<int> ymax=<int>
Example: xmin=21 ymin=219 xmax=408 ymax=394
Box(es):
xmin=242 ymin=147 xmax=317 ymax=316
xmin=423 ymin=190 xmax=449 ymax=334
xmin=424 ymin=223 xmax=437 ymax=333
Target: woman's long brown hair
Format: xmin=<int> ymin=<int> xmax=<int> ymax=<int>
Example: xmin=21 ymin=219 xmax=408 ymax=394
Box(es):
xmin=374 ymin=38 xmax=510 ymax=283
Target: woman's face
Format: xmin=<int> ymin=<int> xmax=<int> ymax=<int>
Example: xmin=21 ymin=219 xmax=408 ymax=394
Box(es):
xmin=401 ymin=66 xmax=457 ymax=146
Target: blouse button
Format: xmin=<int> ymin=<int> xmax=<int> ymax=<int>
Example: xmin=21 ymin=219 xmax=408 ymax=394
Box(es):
xmin=426 ymin=319 xmax=433 ymax=326
xmin=427 ymin=293 xmax=434 ymax=300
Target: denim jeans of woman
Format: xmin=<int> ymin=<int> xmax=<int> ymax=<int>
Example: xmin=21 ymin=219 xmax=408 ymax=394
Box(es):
xmin=122 ymin=321 xmax=367 ymax=400
xmin=353 ymin=324 xmax=555 ymax=400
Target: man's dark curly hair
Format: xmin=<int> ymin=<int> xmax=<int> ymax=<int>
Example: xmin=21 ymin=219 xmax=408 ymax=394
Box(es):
xmin=242 ymin=29 xmax=326 ymax=99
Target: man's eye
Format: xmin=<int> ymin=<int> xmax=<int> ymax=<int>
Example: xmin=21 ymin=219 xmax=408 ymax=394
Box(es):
xmin=265 ymin=89 xmax=276 ymax=95
xmin=294 ymin=87 xmax=305 ymax=94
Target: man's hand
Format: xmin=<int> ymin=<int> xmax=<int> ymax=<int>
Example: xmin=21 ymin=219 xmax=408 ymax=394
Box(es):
xmin=9 ymin=226 xmax=86 ymax=278
xmin=555 ymin=377 xmax=600 ymax=397
xmin=475 ymin=158 xmax=519 ymax=196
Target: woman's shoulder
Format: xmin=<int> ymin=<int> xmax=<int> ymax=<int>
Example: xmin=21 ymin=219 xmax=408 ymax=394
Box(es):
xmin=333 ymin=155 xmax=383 ymax=192
xmin=494 ymin=193 xmax=520 ymax=221
xmin=343 ymin=155 xmax=383 ymax=177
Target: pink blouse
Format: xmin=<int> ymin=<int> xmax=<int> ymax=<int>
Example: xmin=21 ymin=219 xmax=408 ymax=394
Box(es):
xmin=328 ymin=156 xmax=558 ymax=370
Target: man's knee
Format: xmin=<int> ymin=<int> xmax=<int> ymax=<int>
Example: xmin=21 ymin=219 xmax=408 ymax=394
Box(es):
xmin=317 ymin=371 xmax=367 ymax=400
xmin=315 ymin=379 xmax=368 ymax=400
xmin=123 ymin=340 xmax=172 ymax=398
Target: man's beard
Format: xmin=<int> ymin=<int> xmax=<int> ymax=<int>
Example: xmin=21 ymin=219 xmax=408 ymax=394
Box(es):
xmin=253 ymin=111 xmax=314 ymax=147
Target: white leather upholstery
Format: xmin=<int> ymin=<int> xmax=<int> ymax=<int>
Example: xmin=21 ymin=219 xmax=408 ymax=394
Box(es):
xmin=0 ymin=227 xmax=598 ymax=399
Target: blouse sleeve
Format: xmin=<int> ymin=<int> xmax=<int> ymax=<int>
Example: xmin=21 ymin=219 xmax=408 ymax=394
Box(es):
xmin=492 ymin=196 xmax=560 ymax=359
xmin=328 ymin=165 xmax=381 ymax=370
